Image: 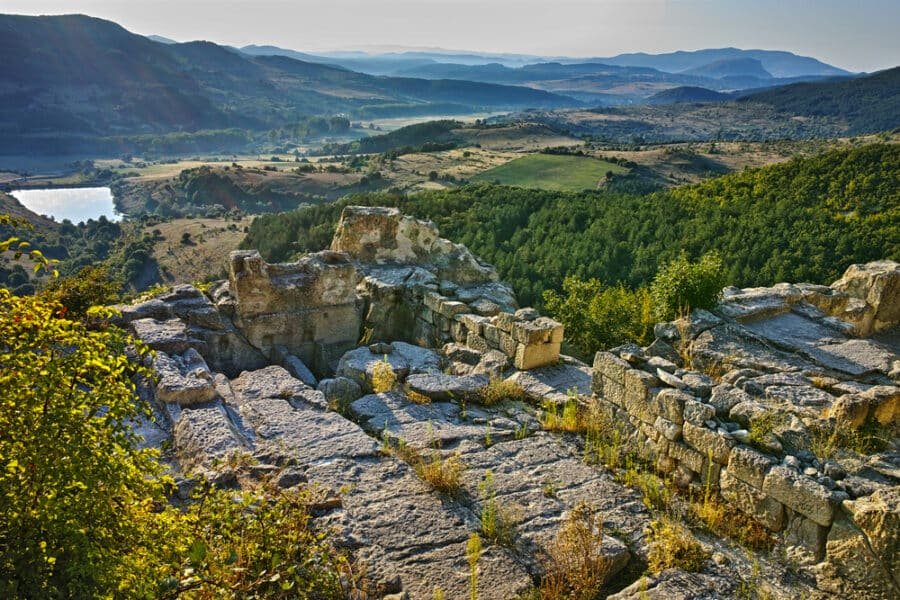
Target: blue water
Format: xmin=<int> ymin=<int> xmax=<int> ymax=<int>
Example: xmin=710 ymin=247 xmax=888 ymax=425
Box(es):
xmin=9 ymin=187 xmax=120 ymax=224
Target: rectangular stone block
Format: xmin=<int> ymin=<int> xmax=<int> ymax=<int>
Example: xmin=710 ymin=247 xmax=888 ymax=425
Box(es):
xmin=438 ymin=299 xmax=469 ymax=319
xmin=728 ymin=445 xmax=776 ymax=489
xmin=466 ymin=332 xmax=490 ymax=354
xmin=494 ymin=312 xmax=516 ymax=332
xmin=785 ymin=510 xmax=828 ymax=560
xmin=498 ymin=331 xmax=517 ymax=358
xmin=419 ymin=306 xmax=434 ymax=324
xmin=682 ymin=422 xmax=735 ymax=464
xmin=623 ymin=368 xmax=658 ymax=424
xmin=484 ymin=323 xmax=500 ymax=344
xmin=593 ymin=351 xmax=630 ymax=385
xmin=536 ymin=317 xmax=565 ymax=344
xmin=511 ymin=319 xmax=549 ymax=344
xmin=450 ymin=319 xmax=467 ymax=343
xmin=654 ymin=388 xmax=689 ymax=424
xmin=423 ymin=291 xmax=443 ymax=312
xmin=460 ymin=313 xmax=489 ymax=335
xmin=602 ymin=377 xmax=625 ymax=408
xmin=669 ymin=442 xmax=706 ymax=473
xmin=763 ymin=465 xmax=835 ymax=526
xmin=720 ymin=467 xmax=785 ymax=532
xmin=683 ymin=399 xmax=716 ymax=425
xmin=654 ymin=415 xmax=683 ymax=442
xmin=514 ymin=342 xmax=560 ymax=370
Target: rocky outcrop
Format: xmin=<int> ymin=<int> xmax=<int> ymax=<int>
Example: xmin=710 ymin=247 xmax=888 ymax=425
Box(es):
xmin=591 ymin=261 xmax=899 ymax=597
xmin=121 ymin=212 xmax=896 ymax=599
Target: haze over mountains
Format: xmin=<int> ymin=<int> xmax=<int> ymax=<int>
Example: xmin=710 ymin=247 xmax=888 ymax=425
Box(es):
xmin=0 ymin=12 xmax=896 ymax=158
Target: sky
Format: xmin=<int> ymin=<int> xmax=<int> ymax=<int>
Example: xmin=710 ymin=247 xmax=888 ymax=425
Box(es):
xmin=2 ymin=0 xmax=898 ymax=72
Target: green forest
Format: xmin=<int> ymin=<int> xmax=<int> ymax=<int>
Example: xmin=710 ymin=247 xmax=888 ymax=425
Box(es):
xmin=244 ymin=143 xmax=899 ymax=307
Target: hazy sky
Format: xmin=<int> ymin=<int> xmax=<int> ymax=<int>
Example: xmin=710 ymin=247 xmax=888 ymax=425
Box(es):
xmin=3 ymin=0 xmax=898 ymax=72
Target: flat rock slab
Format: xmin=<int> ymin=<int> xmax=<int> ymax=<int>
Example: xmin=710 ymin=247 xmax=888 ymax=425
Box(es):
xmin=337 ymin=342 xmax=442 ymax=389
xmin=405 ymin=372 xmax=489 ymax=401
xmin=456 ymin=434 xmax=651 ymax=565
xmin=350 ymin=392 xmax=523 ymax=450
xmin=172 ymin=401 xmax=248 ymax=466
xmin=507 ymin=361 xmax=592 ymax=403
xmin=607 ymin=568 xmax=738 ymax=599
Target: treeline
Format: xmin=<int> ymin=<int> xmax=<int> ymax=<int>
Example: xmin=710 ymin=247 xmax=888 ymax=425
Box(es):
xmin=243 ymin=143 xmax=899 ymax=307
xmin=315 ymin=120 xmax=464 ymax=156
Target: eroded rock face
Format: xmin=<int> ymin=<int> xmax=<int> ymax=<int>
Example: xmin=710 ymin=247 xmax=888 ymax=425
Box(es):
xmin=831 ymin=260 xmax=900 ymax=336
xmin=331 ymin=205 xmax=499 ymax=284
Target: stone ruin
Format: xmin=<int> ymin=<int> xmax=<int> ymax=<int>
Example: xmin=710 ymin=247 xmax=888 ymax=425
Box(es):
xmin=120 ymin=207 xmax=899 ymax=599
xmin=593 ymin=260 xmax=900 ymax=599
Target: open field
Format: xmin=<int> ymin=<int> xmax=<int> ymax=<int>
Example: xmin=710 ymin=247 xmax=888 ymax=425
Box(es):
xmin=471 ymin=153 xmax=629 ymax=191
xmin=145 ymin=217 xmax=254 ymax=285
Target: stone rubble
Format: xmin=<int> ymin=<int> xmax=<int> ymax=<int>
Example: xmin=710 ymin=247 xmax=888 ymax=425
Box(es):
xmin=120 ymin=208 xmax=898 ymax=599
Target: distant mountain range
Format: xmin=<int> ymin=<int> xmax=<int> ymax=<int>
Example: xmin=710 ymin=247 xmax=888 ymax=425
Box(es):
xmin=0 ymin=14 xmax=575 ymax=142
xmin=0 ymin=13 xmax=894 ymax=158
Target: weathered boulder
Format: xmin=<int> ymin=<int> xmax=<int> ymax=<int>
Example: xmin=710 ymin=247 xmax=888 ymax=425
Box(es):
xmin=153 ymin=349 xmax=218 ymax=406
xmin=831 ymin=260 xmax=900 ymax=335
xmin=336 ymin=342 xmax=442 ymax=391
xmin=331 ymin=206 xmax=499 ymax=284
xmin=405 ymin=372 xmax=489 ymax=401
xmin=819 ymin=487 xmax=900 ymax=600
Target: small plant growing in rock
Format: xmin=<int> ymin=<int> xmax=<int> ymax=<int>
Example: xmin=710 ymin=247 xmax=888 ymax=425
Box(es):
xmin=540 ymin=501 xmax=614 ymax=600
xmin=540 ymin=397 xmax=580 ymax=433
xmin=480 ymin=377 xmax=527 ymax=406
xmin=480 ymin=470 xmax=516 ymax=546
xmin=406 ymin=388 xmax=432 ymax=405
xmin=484 ymin=422 xmax=493 ymax=447
xmin=417 ymin=452 xmax=465 ymax=497
xmin=466 ymin=532 xmax=482 ymax=600
xmin=371 ymin=356 xmax=397 ymax=393
xmin=646 ymin=517 xmax=709 ymax=573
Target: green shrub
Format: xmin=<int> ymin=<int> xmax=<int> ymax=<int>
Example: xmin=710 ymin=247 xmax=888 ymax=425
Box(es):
xmin=650 ymin=252 xmax=726 ymax=321
xmin=543 ymin=276 xmax=653 ymax=357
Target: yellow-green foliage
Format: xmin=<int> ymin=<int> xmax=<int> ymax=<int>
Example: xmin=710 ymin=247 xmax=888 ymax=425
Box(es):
xmin=38 ymin=265 xmax=121 ymax=320
xmin=466 ymin=533 xmax=482 ymax=600
xmin=480 ymin=377 xmax=527 ymax=406
xmin=480 ymin=470 xmax=516 ymax=547
xmin=540 ymin=398 xmax=581 ymax=433
xmin=0 ymin=289 xmax=161 ymax=597
xmin=809 ymin=419 xmax=895 ymax=460
xmin=650 ymin=252 xmax=725 ymax=321
xmin=0 ymin=286 xmax=349 ymax=598
xmin=544 ymin=276 xmax=653 ymax=358
xmin=646 ymin=518 xmax=709 ymax=574
xmin=418 ymin=452 xmax=465 ymax=497
xmin=151 ymin=484 xmax=351 ymax=599
xmin=540 ymin=501 xmax=614 ymax=600
xmin=371 ymin=357 xmax=397 ymax=393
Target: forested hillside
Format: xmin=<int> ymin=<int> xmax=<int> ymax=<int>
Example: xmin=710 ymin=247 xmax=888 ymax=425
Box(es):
xmin=740 ymin=67 xmax=900 ymax=134
xmin=243 ymin=143 xmax=899 ymax=306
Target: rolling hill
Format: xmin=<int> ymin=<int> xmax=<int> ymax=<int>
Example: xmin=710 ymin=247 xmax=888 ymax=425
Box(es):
xmin=0 ymin=14 xmax=577 ymax=153
xmin=739 ymin=67 xmax=900 ymax=134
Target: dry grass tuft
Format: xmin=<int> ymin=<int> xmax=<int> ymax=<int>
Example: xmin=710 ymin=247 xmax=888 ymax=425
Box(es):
xmin=540 ymin=501 xmax=615 ymax=600
xmin=647 ymin=517 xmax=709 ymax=573
xmin=480 ymin=377 xmax=527 ymax=406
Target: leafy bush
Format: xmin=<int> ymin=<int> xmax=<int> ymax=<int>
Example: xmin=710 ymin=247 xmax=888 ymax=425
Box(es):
xmin=650 ymin=252 xmax=725 ymax=321
xmin=38 ymin=265 xmax=121 ymax=319
xmin=543 ymin=276 xmax=653 ymax=357
xmin=0 ymin=289 xmax=161 ymax=597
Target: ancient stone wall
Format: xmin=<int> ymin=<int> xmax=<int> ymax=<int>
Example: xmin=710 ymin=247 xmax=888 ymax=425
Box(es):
xmin=589 ymin=261 xmax=900 ymax=598
xmin=219 ymin=206 xmax=565 ymax=375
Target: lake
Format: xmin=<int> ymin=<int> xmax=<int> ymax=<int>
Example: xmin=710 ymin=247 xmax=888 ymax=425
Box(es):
xmin=9 ymin=187 xmax=120 ymax=223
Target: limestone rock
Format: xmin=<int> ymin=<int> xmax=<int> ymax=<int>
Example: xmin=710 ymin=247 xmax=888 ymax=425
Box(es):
xmin=153 ymin=349 xmax=218 ymax=406
xmin=405 ymin=373 xmax=489 ymax=401
xmin=831 ymin=260 xmax=900 ymax=335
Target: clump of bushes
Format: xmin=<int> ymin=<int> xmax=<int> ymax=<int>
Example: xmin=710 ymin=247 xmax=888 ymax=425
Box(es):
xmin=650 ymin=252 xmax=725 ymax=321
xmin=370 ymin=357 xmax=397 ymax=393
xmin=540 ymin=501 xmax=615 ymax=599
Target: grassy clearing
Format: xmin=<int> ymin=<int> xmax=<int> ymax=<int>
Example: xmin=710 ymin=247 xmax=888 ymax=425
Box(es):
xmin=144 ymin=217 xmax=252 ymax=285
xmin=471 ymin=153 xmax=629 ymax=192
